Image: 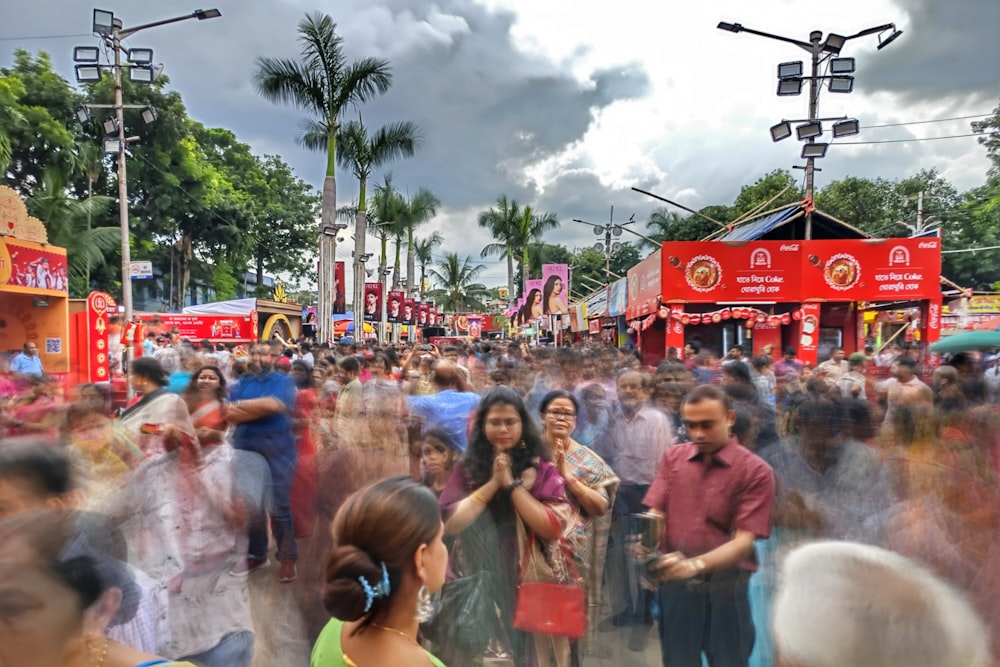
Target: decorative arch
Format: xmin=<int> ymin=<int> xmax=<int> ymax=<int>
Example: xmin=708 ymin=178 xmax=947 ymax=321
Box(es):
xmin=261 ymin=313 xmax=293 ymax=341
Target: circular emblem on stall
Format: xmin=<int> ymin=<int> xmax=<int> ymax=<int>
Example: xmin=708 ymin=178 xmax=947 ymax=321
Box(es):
xmin=96 ymin=340 xmax=105 ymax=350
xmin=685 ymin=255 xmax=721 ymax=292
xmin=823 ymin=253 xmax=860 ymax=291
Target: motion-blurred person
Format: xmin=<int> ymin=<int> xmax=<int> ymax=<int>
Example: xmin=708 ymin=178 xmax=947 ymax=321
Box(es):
xmin=118 ymin=357 xmax=197 ymax=459
xmin=773 ymin=540 xmax=992 ymax=667
xmin=572 ymin=382 xmax=611 ymax=449
xmin=290 ymin=360 xmax=319 ymax=538
xmin=311 ymin=477 xmax=448 ymax=666
xmin=227 ymin=342 xmax=298 ymax=583
xmin=595 ymin=369 xmax=673 ymax=651
xmin=182 ymin=366 xmax=228 ymax=448
xmin=837 ymin=352 xmax=868 ymax=399
xmin=815 ymin=347 xmax=848 ymax=383
xmin=751 ymin=354 xmax=777 ymax=408
xmin=644 ymin=385 xmax=774 ymax=667
xmin=0 ymin=509 xmax=196 ymax=667
xmin=407 ymin=360 xmax=480 ymax=453
xmin=878 ymin=356 xmax=933 ymax=426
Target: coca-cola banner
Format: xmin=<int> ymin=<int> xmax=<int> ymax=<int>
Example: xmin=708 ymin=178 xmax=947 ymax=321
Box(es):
xmin=798 ymin=302 xmax=822 ymax=366
xmin=800 ymin=238 xmax=941 ymax=302
xmin=661 ymin=241 xmax=798 ymax=303
xmin=661 ymin=238 xmax=941 ymax=303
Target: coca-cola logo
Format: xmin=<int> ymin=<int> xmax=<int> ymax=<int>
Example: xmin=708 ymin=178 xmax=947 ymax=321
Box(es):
xmin=779 ymin=244 xmax=800 ymax=251
xmin=918 ymin=241 xmax=938 ymax=249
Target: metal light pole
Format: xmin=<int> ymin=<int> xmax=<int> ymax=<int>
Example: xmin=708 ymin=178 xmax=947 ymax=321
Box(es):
xmin=572 ymin=207 xmax=633 ymax=284
xmin=717 ymin=20 xmax=901 ymax=239
xmin=75 ymin=8 xmax=220 ymax=390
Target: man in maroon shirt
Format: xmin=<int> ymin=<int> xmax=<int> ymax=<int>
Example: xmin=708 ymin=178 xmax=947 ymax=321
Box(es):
xmin=644 ymin=384 xmax=774 ymax=667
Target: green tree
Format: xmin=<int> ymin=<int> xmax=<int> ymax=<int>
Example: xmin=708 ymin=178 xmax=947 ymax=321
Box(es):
xmin=413 ymin=232 xmax=443 ymax=300
xmin=731 ymin=169 xmax=802 ymax=220
xmin=814 ymin=176 xmax=894 ymax=234
xmin=397 ymin=187 xmax=440 ymax=295
xmin=478 ymin=195 xmax=520 ymax=305
xmin=972 ymin=100 xmax=1000 ymax=174
xmin=429 ymin=253 xmax=488 ymax=312
xmin=254 ymin=12 xmax=393 ymax=339
xmin=642 ymin=208 xmax=719 ymax=246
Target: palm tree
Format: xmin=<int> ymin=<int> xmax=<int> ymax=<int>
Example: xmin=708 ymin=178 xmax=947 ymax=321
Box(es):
xmin=512 ymin=206 xmax=559 ymax=276
xmin=413 ymin=232 xmax=443 ymax=300
xmin=428 ymin=253 xmax=488 ymax=313
xmin=478 ymin=195 xmax=520 ymax=307
xmin=367 ymin=175 xmax=406 ymax=285
xmin=26 ymin=169 xmax=116 ymax=294
xmin=396 ymin=188 xmax=440 ymax=296
xmin=254 ymin=12 xmax=392 ymax=341
xmin=642 ymin=207 xmax=684 ymax=249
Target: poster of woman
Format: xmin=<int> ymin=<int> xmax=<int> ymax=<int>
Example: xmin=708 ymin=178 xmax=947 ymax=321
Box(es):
xmin=542 ymin=263 xmax=569 ymax=315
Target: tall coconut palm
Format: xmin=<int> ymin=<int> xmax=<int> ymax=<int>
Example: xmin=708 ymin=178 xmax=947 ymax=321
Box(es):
xmin=254 ymin=12 xmax=392 ymax=341
xmin=413 ymin=232 xmax=443 ymax=300
xmin=478 ymin=195 xmax=520 ymax=307
xmin=512 ymin=206 xmax=559 ymax=275
xmin=428 ymin=253 xmax=488 ymax=313
xmin=367 ymin=175 xmax=405 ymax=287
xmin=336 ymin=118 xmax=420 ymax=333
xmin=396 ymin=188 xmax=440 ymax=297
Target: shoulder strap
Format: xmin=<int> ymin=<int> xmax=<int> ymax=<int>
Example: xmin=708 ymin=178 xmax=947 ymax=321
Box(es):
xmin=517 ymin=507 xmax=583 ymax=585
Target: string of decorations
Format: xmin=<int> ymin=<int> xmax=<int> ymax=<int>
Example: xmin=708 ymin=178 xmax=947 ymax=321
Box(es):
xmin=656 ymin=305 xmax=808 ymax=328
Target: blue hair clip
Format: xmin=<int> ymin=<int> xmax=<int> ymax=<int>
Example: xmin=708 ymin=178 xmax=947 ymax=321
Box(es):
xmin=358 ymin=562 xmax=392 ymax=613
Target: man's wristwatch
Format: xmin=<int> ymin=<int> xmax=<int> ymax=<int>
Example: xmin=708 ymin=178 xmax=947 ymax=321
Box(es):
xmin=505 ymin=478 xmax=523 ymax=492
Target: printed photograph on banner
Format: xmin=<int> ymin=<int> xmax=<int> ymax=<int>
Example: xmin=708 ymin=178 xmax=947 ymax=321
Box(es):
xmin=402 ymin=298 xmax=416 ymax=324
xmin=363 ymin=282 xmax=382 ymax=322
xmin=386 ymin=291 xmax=404 ymax=323
xmin=334 ymin=262 xmax=346 ymax=313
xmin=519 ymin=279 xmax=544 ymax=324
xmin=542 ymin=264 xmax=569 ymax=315
xmin=417 ymin=302 xmax=430 ymax=327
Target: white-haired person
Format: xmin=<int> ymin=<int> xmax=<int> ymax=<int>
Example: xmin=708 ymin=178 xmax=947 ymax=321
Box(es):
xmin=773 ymin=540 xmax=993 ymax=667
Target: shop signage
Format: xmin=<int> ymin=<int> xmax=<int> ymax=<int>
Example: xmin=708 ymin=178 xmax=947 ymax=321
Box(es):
xmin=627 ymin=249 xmax=662 ymax=319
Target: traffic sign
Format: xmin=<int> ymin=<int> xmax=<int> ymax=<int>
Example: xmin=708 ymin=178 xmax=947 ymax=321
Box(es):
xmin=129 ymin=261 xmax=153 ymax=280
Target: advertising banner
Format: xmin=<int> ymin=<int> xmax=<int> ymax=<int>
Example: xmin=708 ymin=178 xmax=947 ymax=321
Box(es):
xmin=608 ymin=277 xmax=628 ymax=317
xmin=417 ymin=302 xmax=431 ymax=328
xmin=667 ymin=305 xmax=685 ymax=355
xmin=800 ymin=238 xmax=941 ymax=302
xmin=402 ymin=298 xmax=416 ymax=324
xmin=519 ymin=279 xmax=544 ymax=325
xmin=798 ymin=303 xmax=822 ymax=366
xmin=541 ymin=264 xmax=569 ymax=315
xmin=429 ymin=306 xmax=439 ymax=326
xmin=386 ymin=290 xmax=404 ymax=323
xmin=138 ymin=314 xmax=257 ymax=342
xmin=334 ymin=261 xmax=346 ymax=313
xmin=627 ymin=249 xmax=662 ymax=319
xmin=363 ymin=282 xmax=382 ymax=322
xmin=661 ymin=241 xmax=798 ymax=304
xmin=85 ymin=292 xmax=116 ymax=382
xmin=0 ymin=237 xmax=69 ymax=294
xmin=468 ymin=315 xmax=482 ymax=338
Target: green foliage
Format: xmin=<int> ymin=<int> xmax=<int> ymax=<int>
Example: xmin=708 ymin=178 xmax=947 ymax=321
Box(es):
xmin=478 ymin=195 xmax=559 ymax=303
xmin=428 ymin=253 xmax=488 ymax=312
xmin=972 ymin=100 xmax=1000 ymax=175
xmin=211 ymin=258 xmax=239 ymax=301
xmin=731 ymin=169 xmax=802 ymax=219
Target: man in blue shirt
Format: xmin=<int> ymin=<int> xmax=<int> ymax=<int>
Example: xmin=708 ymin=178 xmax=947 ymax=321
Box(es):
xmin=407 ymin=361 xmax=480 ymax=452
xmin=9 ymin=342 xmax=43 ymax=377
xmin=228 ymin=342 xmax=299 ymax=583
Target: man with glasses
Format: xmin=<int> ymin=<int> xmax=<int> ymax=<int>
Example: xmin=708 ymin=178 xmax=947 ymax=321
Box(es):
xmin=596 ymin=369 xmax=674 ymax=651
xmin=10 ymin=341 xmax=43 ymax=378
xmin=227 ymin=343 xmax=299 ymax=582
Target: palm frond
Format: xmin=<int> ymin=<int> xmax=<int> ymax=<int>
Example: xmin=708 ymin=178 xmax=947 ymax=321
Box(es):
xmin=333 ymin=57 xmax=393 ymax=114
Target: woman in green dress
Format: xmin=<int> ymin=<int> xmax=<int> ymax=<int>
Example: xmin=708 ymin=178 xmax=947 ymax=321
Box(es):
xmin=311 ymin=476 xmax=449 ymax=667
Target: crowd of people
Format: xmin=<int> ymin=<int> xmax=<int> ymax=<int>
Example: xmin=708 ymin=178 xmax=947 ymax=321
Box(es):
xmin=0 ymin=333 xmax=996 ymax=667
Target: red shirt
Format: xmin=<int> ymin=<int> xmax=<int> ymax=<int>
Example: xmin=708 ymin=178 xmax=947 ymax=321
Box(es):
xmin=643 ymin=438 xmax=775 ymax=571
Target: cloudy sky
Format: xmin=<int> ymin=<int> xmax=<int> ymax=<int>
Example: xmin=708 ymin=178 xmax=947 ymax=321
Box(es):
xmin=4 ymin=0 xmax=998 ymax=294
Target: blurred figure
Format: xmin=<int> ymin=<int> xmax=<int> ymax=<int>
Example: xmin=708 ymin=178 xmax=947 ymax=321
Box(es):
xmin=182 ymin=365 xmax=228 ymax=448
xmin=773 ymin=540 xmax=992 ymax=667
xmin=407 ymin=360 xmax=480 ymax=453
xmin=0 ymin=509 xmax=196 ymax=667
xmin=311 ymin=476 xmax=448 ymax=667
xmin=290 ymin=360 xmax=319 ymax=538
xmin=815 ymin=347 xmax=848 ymax=383
xmin=119 ymin=357 xmax=197 ymax=459
xmin=837 ymin=352 xmax=868 ymax=400
xmin=9 ymin=340 xmax=43 ymax=377
xmin=572 ymin=382 xmax=611 ymax=448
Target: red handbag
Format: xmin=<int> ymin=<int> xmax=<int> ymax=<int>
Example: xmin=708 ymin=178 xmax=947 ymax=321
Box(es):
xmin=513 ymin=511 xmax=587 ymax=638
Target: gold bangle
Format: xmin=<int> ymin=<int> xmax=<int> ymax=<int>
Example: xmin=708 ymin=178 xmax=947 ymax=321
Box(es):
xmin=470 ymin=490 xmax=488 ymax=504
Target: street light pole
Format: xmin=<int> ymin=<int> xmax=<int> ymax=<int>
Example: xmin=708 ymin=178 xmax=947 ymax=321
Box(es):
xmin=804 ymin=30 xmax=821 ymax=239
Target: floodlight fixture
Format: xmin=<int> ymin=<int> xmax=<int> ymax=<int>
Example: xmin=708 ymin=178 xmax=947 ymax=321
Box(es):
xmin=73 ymin=46 xmax=99 ymax=62
xmin=830 ymin=57 xmax=856 ymax=74
xmin=832 ymin=118 xmax=860 ymax=138
xmin=877 ymin=26 xmax=903 ymax=50
xmin=828 ymin=76 xmax=855 ymax=93
xmin=102 ymin=116 xmax=118 ymax=135
xmin=716 ymin=21 xmax=742 ymax=33
xmin=140 ymin=106 xmax=158 ymax=124
xmin=93 ymin=9 xmax=115 ymax=35
xmin=612 ymin=242 xmax=622 ymax=252
xmin=777 ymin=61 xmax=803 ymax=79
xmin=102 ymin=136 xmax=122 ymax=154
xmin=127 ymin=48 xmax=153 ymax=64
xmin=593 ymin=225 xmax=604 ymax=236
xmin=612 ymin=225 xmax=623 ymax=237
xmin=128 ymin=66 xmax=154 ymax=84
xmin=796 ymin=121 xmax=823 ymax=140
xmin=777 ymin=78 xmax=803 ymax=96
xmin=75 ymin=106 xmax=91 ymax=124
xmin=320 ymin=223 xmax=348 ymax=237
xmin=193 ymin=8 xmax=222 ymax=20
xmin=75 ymin=65 xmax=102 ymax=83
xmin=801 ymin=143 xmax=829 ymax=159
xmin=823 ymin=33 xmax=846 ymax=54
xmin=593 ymin=242 xmax=604 ymax=252
xmin=770 ymin=121 xmax=793 ymax=142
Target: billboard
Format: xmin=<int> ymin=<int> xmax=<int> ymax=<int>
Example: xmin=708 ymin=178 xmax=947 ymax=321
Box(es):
xmin=541 ymin=264 xmax=569 ymax=315
xmin=363 ymin=282 xmax=382 ymax=322
xmin=799 ymin=238 xmax=941 ymax=302
xmin=660 ymin=241 xmax=798 ymax=303
xmin=386 ymin=290 xmax=404 ymax=323
xmin=334 ymin=261 xmax=346 ymax=313
xmin=402 ymin=298 xmax=416 ymax=324
xmin=519 ymin=279 xmax=544 ymax=325
xmin=0 ymin=237 xmax=69 ymax=294
xmin=627 ymin=248 xmax=662 ymax=319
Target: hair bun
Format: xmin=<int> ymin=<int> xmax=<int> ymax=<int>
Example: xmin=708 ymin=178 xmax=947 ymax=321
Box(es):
xmin=322 ymin=544 xmax=387 ymax=621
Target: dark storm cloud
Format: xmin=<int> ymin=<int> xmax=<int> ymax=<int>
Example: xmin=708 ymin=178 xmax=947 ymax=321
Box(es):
xmin=861 ymin=0 xmax=1000 ymax=103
